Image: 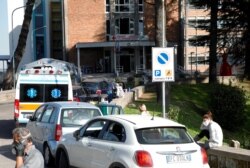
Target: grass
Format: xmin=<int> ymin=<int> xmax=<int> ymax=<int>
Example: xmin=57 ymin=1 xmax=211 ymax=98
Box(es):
xmin=124 ymin=81 xmax=250 ymax=148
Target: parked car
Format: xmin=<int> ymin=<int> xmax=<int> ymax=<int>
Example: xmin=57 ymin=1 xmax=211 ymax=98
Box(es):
xmin=55 ymin=115 xmax=210 ymax=168
xmin=26 ymin=101 xmax=102 ymax=166
xmin=73 ymin=86 xmax=91 ymax=102
xmin=81 ymin=79 xmax=116 ymax=101
xmin=96 ymin=102 xmax=124 ymax=115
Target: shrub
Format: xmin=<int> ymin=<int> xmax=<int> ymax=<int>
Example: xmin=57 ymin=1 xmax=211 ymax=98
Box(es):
xmin=167 ymin=105 xmax=180 ymax=121
xmin=209 ymin=84 xmax=247 ymax=131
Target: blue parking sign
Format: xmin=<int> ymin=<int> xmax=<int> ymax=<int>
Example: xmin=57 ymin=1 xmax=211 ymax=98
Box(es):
xmin=155 ymin=70 xmax=161 ymax=76
xmin=152 ymin=47 xmax=175 ymax=82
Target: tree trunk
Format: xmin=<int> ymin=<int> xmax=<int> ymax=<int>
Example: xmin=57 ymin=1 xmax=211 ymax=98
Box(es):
xmin=209 ymin=0 xmax=218 ymax=84
xmin=2 ymin=0 xmax=35 ymax=90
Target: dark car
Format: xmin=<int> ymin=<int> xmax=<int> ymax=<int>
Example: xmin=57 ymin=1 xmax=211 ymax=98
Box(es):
xmin=73 ymin=86 xmax=91 ymax=102
xmin=81 ymin=80 xmax=116 ymax=101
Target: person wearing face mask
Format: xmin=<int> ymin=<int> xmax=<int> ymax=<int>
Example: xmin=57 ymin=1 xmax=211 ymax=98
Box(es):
xmin=194 ymin=111 xmax=223 ymax=150
xmin=12 ymin=127 xmax=44 ymax=168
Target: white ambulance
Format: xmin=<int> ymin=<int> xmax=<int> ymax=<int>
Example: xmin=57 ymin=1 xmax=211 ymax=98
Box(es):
xmin=14 ymin=58 xmax=80 ymax=125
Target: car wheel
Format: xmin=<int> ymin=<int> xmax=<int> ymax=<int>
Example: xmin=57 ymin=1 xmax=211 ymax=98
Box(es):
xmin=58 ymin=150 xmax=69 ymax=168
xmin=110 ymin=163 xmax=125 ymax=168
xmin=44 ymin=144 xmax=54 ymax=166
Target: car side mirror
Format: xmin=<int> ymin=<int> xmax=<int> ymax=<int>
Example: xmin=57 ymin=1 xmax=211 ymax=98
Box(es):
xmin=73 ymin=129 xmax=80 ymax=141
xmin=29 ymin=116 xmax=35 ymax=121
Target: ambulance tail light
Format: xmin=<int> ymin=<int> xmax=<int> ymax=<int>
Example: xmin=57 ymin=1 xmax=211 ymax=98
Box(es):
xmin=14 ymin=99 xmax=20 ymax=118
xmin=34 ymin=69 xmax=40 ymax=74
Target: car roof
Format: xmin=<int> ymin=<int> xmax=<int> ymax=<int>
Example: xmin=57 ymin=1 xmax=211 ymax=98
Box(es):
xmin=94 ymin=115 xmax=185 ymax=129
xmin=43 ymin=101 xmax=100 ymax=109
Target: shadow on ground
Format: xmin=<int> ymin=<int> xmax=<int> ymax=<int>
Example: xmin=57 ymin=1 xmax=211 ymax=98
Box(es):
xmin=0 ymin=144 xmax=15 ymax=161
xmin=0 ymin=120 xmax=15 ymax=139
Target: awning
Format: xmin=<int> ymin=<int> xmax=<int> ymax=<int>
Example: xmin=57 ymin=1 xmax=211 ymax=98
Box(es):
xmin=76 ymin=40 xmax=155 ymax=48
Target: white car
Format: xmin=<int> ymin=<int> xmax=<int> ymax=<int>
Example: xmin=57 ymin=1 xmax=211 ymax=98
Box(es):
xmin=55 ymin=115 xmax=210 ymax=168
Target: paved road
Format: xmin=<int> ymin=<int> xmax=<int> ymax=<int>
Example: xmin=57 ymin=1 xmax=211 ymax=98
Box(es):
xmin=0 ymin=103 xmax=15 ymax=168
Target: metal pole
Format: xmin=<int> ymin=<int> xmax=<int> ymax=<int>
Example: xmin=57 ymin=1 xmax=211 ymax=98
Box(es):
xmin=195 ymin=16 xmax=198 ymax=73
xmin=191 ymin=52 xmax=194 ymax=75
xmin=162 ymin=0 xmax=166 ymax=118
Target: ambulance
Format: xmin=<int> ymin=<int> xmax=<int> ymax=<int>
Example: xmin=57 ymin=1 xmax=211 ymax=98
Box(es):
xmin=14 ymin=58 xmax=80 ymax=125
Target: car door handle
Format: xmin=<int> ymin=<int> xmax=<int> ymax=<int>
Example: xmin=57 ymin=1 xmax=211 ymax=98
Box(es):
xmin=110 ymin=147 xmax=115 ymax=151
xmin=87 ymin=142 xmax=92 ymax=147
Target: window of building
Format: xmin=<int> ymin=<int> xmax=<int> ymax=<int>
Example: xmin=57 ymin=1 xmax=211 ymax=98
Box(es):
xmin=138 ymin=19 xmax=144 ymax=36
xmin=189 ymin=0 xmax=207 ymax=9
xmin=106 ymin=20 xmax=110 ymax=40
xmin=138 ymin=0 xmax=144 ymax=12
xmin=115 ymin=0 xmax=134 ymax=13
xmin=34 ymin=2 xmax=46 ymax=60
xmin=51 ymin=2 xmax=63 ymax=60
xmin=188 ymin=55 xmax=196 ymax=65
xmin=115 ymin=18 xmax=134 ymax=34
xmin=106 ymin=0 xmax=110 ymax=12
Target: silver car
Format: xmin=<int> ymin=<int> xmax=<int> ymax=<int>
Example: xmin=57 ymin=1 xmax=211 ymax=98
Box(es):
xmin=26 ymin=101 xmax=102 ymax=166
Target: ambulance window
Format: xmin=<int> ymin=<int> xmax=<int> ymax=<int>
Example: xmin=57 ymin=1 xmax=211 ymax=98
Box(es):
xmin=20 ymin=84 xmax=43 ymax=102
xmin=45 ymin=84 xmax=68 ymax=101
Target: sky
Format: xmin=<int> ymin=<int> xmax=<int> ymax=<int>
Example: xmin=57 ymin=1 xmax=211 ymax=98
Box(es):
xmin=0 ymin=0 xmax=10 ymax=56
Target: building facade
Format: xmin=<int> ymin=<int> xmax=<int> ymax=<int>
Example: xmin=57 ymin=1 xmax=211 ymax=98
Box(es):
xmin=64 ymin=0 xmax=179 ymax=75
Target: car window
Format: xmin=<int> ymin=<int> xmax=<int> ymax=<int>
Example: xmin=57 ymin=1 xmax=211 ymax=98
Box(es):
xmin=33 ymin=105 xmax=46 ymax=121
xmin=61 ymin=108 xmax=101 ymax=127
xmin=102 ymin=122 xmax=126 ymax=142
xmin=136 ymin=127 xmax=193 ymax=144
xmin=40 ymin=106 xmax=54 ymax=123
xmin=79 ymin=120 xmax=107 ymax=138
xmin=112 ymin=107 xmax=121 ymax=115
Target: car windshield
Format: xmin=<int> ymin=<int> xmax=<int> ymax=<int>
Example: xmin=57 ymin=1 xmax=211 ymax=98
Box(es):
xmin=61 ymin=108 xmax=101 ymax=127
xmin=135 ymin=127 xmax=193 ymax=144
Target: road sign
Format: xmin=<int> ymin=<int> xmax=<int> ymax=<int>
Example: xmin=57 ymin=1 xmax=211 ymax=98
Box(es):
xmin=152 ymin=47 xmax=175 ymax=82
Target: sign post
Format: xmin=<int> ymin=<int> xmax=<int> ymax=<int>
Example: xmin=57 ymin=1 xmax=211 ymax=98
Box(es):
xmin=152 ymin=47 xmax=175 ymax=118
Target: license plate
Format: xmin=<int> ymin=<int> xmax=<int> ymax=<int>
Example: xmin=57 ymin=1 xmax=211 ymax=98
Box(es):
xmin=166 ymin=154 xmax=191 ymax=163
xmin=23 ymin=114 xmax=32 ymax=119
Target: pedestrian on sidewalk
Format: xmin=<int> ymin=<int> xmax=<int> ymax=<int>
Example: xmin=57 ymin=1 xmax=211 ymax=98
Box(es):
xmin=12 ymin=127 xmax=44 ymax=168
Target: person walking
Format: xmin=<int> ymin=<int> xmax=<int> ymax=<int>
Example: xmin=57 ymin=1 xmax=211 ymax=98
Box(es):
xmin=12 ymin=127 xmax=44 ymax=168
xmin=194 ymin=111 xmax=223 ymax=150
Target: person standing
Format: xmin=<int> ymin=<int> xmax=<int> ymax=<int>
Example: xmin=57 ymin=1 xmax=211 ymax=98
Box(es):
xmin=12 ymin=127 xmax=44 ymax=168
xmin=139 ymin=104 xmax=151 ymax=116
xmin=194 ymin=111 xmax=223 ymax=150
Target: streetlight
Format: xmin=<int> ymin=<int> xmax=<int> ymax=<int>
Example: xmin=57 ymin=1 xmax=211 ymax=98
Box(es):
xmin=11 ymin=2 xmax=35 ymax=89
xmin=195 ymin=16 xmax=198 ymax=74
xmin=190 ymin=52 xmax=194 ymax=75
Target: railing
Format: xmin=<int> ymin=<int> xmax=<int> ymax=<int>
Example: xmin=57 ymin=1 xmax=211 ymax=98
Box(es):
xmin=116 ymin=66 xmax=124 ymax=73
xmin=136 ymin=65 xmax=145 ymax=74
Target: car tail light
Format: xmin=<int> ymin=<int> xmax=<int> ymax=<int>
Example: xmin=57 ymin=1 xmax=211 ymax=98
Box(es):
xmin=14 ymin=99 xmax=20 ymax=118
xmin=55 ymin=124 xmax=62 ymax=141
xmin=201 ymin=148 xmax=208 ymax=164
xmin=96 ymin=89 xmax=102 ymax=95
xmin=135 ymin=150 xmax=153 ymax=167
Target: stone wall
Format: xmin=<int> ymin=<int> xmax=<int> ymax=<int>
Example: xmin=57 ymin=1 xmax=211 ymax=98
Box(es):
xmin=207 ymin=146 xmax=250 ymax=168
xmin=111 ymin=86 xmax=145 ymax=108
xmin=0 ymin=89 xmax=15 ymax=104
